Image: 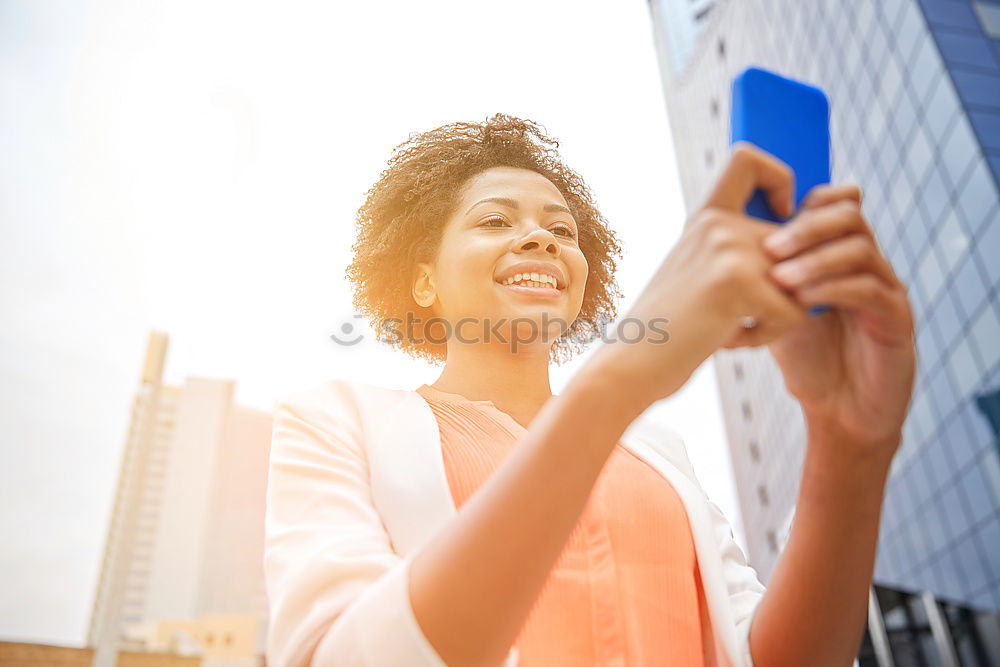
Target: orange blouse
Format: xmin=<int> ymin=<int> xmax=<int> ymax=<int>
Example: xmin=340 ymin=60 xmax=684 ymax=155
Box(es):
xmin=415 ymin=384 xmax=717 ymax=667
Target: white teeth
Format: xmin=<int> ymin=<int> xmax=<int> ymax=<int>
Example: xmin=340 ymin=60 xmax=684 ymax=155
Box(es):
xmin=500 ymin=272 xmax=558 ymax=287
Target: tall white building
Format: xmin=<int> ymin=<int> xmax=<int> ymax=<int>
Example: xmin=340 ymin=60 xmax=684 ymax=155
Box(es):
xmin=647 ymin=0 xmax=1000 ymax=663
xmin=88 ymin=332 xmax=273 ymax=665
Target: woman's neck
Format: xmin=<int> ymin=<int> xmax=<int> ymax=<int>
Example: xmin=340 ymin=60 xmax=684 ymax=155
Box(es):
xmin=430 ymin=342 xmax=555 ymax=428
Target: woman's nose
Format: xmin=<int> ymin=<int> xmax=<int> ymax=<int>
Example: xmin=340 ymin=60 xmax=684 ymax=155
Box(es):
xmin=513 ymin=227 xmax=560 ymax=255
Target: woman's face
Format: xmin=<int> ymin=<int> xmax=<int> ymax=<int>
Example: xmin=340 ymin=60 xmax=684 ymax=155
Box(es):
xmin=413 ymin=166 xmax=588 ymax=352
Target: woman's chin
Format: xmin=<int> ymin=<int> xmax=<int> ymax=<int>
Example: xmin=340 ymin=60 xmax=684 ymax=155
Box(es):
xmin=494 ymin=314 xmax=571 ymax=347
xmin=492 ymin=304 xmax=572 ymax=326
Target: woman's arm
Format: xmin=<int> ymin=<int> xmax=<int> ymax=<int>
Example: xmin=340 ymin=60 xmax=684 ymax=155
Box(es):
xmin=406 ymin=363 xmax=648 ymax=666
xmin=748 ymin=423 xmax=896 ymax=667
xmin=747 ymin=179 xmax=916 ymax=665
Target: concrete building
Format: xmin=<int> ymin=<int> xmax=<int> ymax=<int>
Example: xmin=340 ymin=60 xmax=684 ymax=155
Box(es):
xmin=0 ymin=641 xmax=200 ymax=667
xmin=647 ymin=0 xmax=1000 ymax=663
xmin=87 ymin=332 xmax=272 ymax=666
xmin=124 ymin=613 xmax=260 ymax=667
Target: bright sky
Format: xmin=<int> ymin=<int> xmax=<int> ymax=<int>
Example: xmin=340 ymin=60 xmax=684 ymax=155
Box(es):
xmin=0 ymin=0 xmax=744 ymax=646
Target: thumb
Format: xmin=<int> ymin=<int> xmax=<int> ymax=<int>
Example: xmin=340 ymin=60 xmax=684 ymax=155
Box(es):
xmin=799 ymin=183 xmax=863 ymax=212
xmin=701 ymin=142 xmax=796 ymax=218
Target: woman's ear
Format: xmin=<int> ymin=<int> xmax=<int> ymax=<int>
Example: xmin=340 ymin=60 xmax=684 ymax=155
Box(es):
xmin=412 ymin=263 xmax=437 ymax=309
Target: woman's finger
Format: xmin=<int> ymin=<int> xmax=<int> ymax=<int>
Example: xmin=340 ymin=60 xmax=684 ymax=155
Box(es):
xmin=768 ymin=232 xmax=899 ymax=290
xmin=794 ymin=274 xmax=913 ymax=347
xmin=720 ymin=279 xmax=809 ymax=349
xmin=701 ymin=142 xmax=796 ymax=219
xmin=762 ymin=199 xmax=873 ymax=261
xmin=799 ymin=183 xmax=863 ymax=211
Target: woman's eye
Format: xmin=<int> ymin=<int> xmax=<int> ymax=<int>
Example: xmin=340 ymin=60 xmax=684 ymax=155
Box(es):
xmin=479 ymin=216 xmax=576 ymax=239
xmin=480 ymin=216 xmax=509 ymax=228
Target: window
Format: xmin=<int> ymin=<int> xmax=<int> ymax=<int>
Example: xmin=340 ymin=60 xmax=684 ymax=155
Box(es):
xmin=975 ymin=386 xmax=1000 ymax=437
xmin=741 ymin=400 xmax=753 ymax=422
xmin=749 ymin=439 xmax=761 ymax=463
xmin=973 ymin=1 xmax=1000 ymax=37
xmin=757 ymin=483 xmax=770 ymax=507
xmin=767 ymin=529 xmax=778 ymax=554
xmin=654 ymin=0 xmax=717 ymax=74
xmin=734 ymin=361 xmax=743 ymax=380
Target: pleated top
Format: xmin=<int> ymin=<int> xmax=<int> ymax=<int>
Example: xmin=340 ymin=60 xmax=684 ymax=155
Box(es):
xmin=415 ymin=383 xmax=717 ymax=667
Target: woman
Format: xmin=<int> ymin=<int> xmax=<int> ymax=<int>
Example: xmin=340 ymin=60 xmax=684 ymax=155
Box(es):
xmin=264 ymin=114 xmax=916 ymax=667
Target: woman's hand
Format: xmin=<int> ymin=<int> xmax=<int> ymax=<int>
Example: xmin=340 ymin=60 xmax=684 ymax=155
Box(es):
xmin=760 ymin=184 xmax=917 ymax=460
xmin=585 ymin=143 xmax=813 ymax=409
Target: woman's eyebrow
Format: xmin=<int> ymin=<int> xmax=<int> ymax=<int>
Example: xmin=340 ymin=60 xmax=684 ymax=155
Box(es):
xmin=465 ymin=197 xmax=573 ymax=216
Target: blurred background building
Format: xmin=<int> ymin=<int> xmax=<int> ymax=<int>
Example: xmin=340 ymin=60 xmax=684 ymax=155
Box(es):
xmin=87 ymin=332 xmax=271 ymax=667
xmin=647 ymin=0 xmax=1000 ymax=664
xmin=0 ymin=639 xmax=200 ymax=667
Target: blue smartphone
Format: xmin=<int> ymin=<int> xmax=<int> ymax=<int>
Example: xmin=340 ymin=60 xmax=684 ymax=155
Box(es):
xmin=731 ymin=65 xmax=831 ymax=317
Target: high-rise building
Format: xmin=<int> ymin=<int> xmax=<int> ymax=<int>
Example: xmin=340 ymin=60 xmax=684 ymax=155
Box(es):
xmin=87 ymin=332 xmax=273 ymax=667
xmin=647 ymin=0 xmax=1000 ymax=663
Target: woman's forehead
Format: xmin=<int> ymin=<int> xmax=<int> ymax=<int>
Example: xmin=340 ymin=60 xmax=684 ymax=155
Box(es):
xmin=459 ymin=168 xmax=567 ymax=210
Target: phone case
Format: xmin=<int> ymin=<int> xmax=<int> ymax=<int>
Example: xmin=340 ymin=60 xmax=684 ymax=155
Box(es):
xmin=731 ymin=65 xmax=832 ymax=317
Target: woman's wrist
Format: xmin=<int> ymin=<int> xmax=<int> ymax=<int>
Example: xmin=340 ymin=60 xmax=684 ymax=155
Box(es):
xmin=570 ymin=345 xmax=659 ymax=422
xmin=579 ymin=323 xmax=709 ymax=412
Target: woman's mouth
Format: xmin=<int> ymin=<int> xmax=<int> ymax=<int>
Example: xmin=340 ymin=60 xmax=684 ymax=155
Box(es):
xmin=495 ymin=276 xmax=563 ymax=298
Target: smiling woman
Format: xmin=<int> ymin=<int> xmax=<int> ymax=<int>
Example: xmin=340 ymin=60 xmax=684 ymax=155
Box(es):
xmin=345 ymin=113 xmax=624 ymax=366
xmin=263 ymin=114 xmax=810 ymax=667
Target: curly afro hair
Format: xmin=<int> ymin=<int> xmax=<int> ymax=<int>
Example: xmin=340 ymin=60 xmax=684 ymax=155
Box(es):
xmin=345 ymin=112 xmax=624 ymax=366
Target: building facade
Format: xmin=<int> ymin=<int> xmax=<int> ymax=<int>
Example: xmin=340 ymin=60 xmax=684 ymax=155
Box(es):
xmin=647 ymin=0 xmax=1000 ymax=663
xmin=88 ymin=333 xmax=273 ymax=666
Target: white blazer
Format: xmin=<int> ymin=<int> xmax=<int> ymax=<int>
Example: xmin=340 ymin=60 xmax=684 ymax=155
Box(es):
xmin=263 ymin=378 xmax=767 ymax=667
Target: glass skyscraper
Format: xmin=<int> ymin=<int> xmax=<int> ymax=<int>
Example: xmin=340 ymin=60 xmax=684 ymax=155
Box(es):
xmin=648 ymin=0 xmax=1000 ymax=663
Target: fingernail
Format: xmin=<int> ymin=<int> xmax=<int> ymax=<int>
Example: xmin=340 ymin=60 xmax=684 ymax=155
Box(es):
xmin=772 ymin=260 xmax=804 ymax=283
xmin=764 ymin=230 xmax=794 ymax=254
